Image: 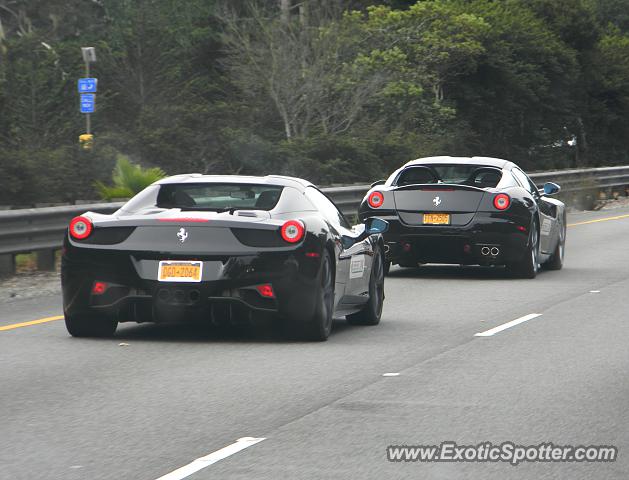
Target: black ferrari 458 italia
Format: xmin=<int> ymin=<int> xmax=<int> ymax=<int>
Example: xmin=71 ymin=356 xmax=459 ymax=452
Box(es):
xmin=62 ymin=175 xmax=389 ymax=341
xmin=358 ymin=156 xmax=566 ymax=278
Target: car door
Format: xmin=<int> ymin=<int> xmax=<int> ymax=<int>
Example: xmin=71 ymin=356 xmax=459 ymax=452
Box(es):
xmin=304 ymin=187 xmax=372 ymax=300
xmin=512 ymin=167 xmax=556 ymax=254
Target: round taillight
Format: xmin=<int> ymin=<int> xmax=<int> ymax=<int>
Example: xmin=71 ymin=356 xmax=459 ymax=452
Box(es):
xmin=280 ymin=220 xmax=305 ymax=243
xmin=69 ymin=216 xmax=93 ymax=240
xmin=493 ymin=194 xmax=511 ymax=210
xmin=368 ymin=191 xmax=384 ymax=208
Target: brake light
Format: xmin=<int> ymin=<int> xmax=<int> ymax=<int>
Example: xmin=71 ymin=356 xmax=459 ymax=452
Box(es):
xmin=256 ymin=284 xmax=275 ymax=298
xmin=368 ymin=191 xmax=384 ymax=208
xmin=493 ymin=194 xmax=510 ymax=210
xmin=280 ymin=220 xmax=305 ymax=243
xmin=69 ymin=216 xmax=93 ymax=239
xmin=92 ymin=281 xmax=108 ymax=295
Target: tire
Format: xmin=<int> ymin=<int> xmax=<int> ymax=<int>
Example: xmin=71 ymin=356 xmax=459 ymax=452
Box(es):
xmin=65 ymin=314 xmax=118 ymax=337
xmin=347 ymin=245 xmax=385 ymax=326
xmin=546 ymin=215 xmax=566 ymax=271
xmin=398 ymin=261 xmax=418 ymax=268
xmin=298 ymin=251 xmax=335 ymax=341
xmin=508 ymin=223 xmax=540 ymax=279
xmin=383 ymin=260 xmax=391 ymax=276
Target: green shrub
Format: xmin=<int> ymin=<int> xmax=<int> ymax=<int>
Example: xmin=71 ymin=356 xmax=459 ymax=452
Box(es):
xmin=96 ymin=155 xmax=166 ymax=200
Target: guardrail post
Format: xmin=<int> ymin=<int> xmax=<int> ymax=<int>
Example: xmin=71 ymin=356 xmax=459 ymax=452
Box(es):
xmin=0 ymin=254 xmax=15 ymax=276
xmin=36 ymin=249 xmax=57 ymax=271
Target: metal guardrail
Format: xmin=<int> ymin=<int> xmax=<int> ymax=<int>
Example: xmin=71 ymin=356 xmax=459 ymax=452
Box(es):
xmin=1 ymin=165 xmax=629 ymax=274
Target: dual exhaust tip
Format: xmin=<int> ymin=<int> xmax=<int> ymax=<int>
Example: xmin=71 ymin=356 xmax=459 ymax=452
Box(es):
xmin=481 ymin=246 xmax=500 ymax=257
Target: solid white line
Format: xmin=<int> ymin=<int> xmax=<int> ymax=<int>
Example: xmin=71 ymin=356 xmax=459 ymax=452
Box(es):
xmin=382 ymin=372 xmax=400 ymax=377
xmin=474 ymin=314 xmax=542 ymax=337
xmin=154 ymin=437 xmax=266 ymax=480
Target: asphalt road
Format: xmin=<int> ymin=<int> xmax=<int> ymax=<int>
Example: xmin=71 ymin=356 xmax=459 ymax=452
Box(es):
xmin=2 ymin=207 xmax=629 ymax=480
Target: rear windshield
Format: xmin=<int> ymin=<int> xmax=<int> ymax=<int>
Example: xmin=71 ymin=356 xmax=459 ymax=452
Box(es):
xmin=395 ymin=165 xmax=502 ymax=188
xmin=156 ymin=183 xmax=284 ymax=211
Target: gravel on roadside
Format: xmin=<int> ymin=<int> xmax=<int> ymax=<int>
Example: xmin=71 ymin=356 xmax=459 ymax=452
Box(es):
xmin=0 ymin=271 xmax=61 ymax=304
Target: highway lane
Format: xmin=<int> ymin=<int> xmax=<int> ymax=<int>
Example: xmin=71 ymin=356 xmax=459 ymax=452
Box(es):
xmin=1 ymin=207 xmax=629 ymax=479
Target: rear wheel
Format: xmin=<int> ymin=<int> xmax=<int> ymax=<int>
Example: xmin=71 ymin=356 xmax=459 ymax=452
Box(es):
xmin=347 ymin=245 xmax=385 ymax=326
xmin=508 ymin=223 xmax=539 ymax=279
xmin=398 ymin=261 xmax=419 ymax=268
xmin=65 ymin=314 xmax=118 ymax=337
xmin=546 ymin=216 xmax=566 ymax=270
xmin=298 ymin=251 xmax=335 ymax=341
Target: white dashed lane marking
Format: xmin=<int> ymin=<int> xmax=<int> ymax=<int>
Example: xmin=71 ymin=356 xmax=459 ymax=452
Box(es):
xmin=474 ymin=314 xmax=542 ymax=337
xmin=154 ymin=437 xmax=266 ymax=480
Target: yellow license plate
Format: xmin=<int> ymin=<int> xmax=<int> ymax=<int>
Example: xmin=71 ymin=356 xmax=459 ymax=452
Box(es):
xmin=158 ymin=261 xmax=203 ymax=282
xmin=423 ymin=213 xmax=450 ymax=225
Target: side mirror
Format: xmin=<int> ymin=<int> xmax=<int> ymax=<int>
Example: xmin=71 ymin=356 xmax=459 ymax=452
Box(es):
xmin=542 ymin=182 xmax=561 ymax=196
xmin=341 ymin=217 xmax=389 ymax=249
xmin=370 ymin=180 xmax=386 ymax=188
xmin=365 ymin=217 xmax=389 ymax=235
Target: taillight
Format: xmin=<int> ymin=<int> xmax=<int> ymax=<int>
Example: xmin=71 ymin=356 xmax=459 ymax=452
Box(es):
xmin=368 ymin=191 xmax=384 ymax=208
xmin=69 ymin=216 xmax=93 ymax=239
xmin=280 ymin=220 xmax=305 ymax=243
xmin=255 ymin=284 xmax=275 ymax=298
xmin=493 ymin=194 xmax=511 ymax=210
xmin=92 ymin=281 xmax=108 ymax=295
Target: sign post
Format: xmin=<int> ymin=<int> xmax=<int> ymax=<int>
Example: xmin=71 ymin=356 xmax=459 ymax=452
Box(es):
xmin=79 ymin=47 xmax=97 ymax=149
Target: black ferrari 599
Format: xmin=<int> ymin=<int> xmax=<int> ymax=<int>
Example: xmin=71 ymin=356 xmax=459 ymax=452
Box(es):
xmin=62 ymin=175 xmax=388 ymax=341
xmin=358 ymin=156 xmax=567 ymax=278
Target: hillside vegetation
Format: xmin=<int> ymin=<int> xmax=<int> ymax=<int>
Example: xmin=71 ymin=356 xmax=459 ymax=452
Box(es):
xmin=0 ymin=0 xmax=628 ymax=205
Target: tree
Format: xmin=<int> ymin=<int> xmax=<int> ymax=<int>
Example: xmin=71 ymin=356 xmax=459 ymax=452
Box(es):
xmin=220 ymin=2 xmax=386 ymax=140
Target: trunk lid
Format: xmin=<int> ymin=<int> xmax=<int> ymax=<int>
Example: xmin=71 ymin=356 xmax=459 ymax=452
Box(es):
xmin=78 ymin=209 xmax=292 ymax=254
xmin=392 ymin=185 xmax=487 ymax=226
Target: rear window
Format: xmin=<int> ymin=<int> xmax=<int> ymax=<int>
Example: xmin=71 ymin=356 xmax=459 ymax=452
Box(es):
xmin=156 ymin=183 xmax=284 ymax=211
xmin=395 ymin=165 xmax=502 ymax=188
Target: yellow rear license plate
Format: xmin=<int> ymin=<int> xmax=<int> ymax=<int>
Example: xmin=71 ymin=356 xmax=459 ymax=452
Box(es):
xmin=158 ymin=261 xmax=203 ymax=282
xmin=423 ymin=213 xmax=450 ymax=225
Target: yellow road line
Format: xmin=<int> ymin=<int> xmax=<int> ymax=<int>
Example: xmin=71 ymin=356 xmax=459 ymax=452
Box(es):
xmin=0 ymin=315 xmax=64 ymax=331
xmin=568 ymin=213 xmax=629 ymax=227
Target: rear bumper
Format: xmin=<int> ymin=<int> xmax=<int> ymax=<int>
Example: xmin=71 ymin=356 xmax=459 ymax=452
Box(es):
xmin=61 ymin=242 xmax=321 ymax=324
xmin=380 ymin=213 xmax=530 ymax=265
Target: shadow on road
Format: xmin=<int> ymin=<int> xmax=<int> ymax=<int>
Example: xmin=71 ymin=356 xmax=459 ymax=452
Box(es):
xmin=109 ymin=317 xmax=354 ymax=344
xmin=387 ymin=264 xmax=527 ymax=280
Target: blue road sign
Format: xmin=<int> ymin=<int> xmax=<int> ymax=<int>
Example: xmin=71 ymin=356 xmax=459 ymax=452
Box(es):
xmin=80 ymin=94 xmax=95 ymax=114
xmin=78 ymin=78 xmax=98 ymax=93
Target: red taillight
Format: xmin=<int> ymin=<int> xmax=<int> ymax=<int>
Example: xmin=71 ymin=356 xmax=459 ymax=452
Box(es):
xmin=493 ymin=194 xmax=511 ymax=210
xmin=256 ymin=284 xmax=275 ymax=298
xmin=92 ymin=281 xmax=108 ymax=295
xmin=280 ymin=220 xmax=305 ymax=243
xmin=69 ymin=216 xmax=93 ymax=239
xmin=368 ymin=191 xmax=384 ymax=208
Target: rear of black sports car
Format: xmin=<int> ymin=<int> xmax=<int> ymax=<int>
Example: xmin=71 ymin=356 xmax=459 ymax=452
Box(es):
xmin=62 ymin=214 xmax=324 ymax=331
xmin=358 ymin=183 xmax=533 ymax=267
